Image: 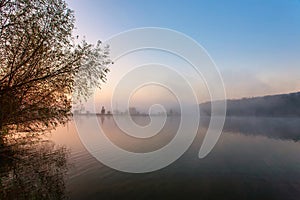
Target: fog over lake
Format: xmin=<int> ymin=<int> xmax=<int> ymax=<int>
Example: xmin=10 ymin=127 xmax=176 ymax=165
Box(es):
xmin=3 ymin=116 xmax=298 ymax=199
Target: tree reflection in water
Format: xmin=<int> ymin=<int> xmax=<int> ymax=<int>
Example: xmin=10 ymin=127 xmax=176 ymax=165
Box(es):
xmin=0 ymin=133 xmax=69 ymax=200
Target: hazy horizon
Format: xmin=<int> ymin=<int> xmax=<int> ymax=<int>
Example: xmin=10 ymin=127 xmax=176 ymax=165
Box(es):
xmin=66 ymin=0 xmax=300 ymax=112
xmin=2 ymin=1 xmax=300 ymax=199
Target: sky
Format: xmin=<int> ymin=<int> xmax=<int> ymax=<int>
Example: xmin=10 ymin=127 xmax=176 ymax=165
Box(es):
xmin=66 ymin=0 xmax=300 ymax=112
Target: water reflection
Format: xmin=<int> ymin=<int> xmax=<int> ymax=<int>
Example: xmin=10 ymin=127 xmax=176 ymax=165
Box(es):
xmin=66 ymin=116 xmax=300 ymax=200
xmin=223 ymin=117 xmax=300 ymax=141
xmin=1 ymin=116 xmax=300 ymax=200
xmin=0 ymin=134 xmax=69 ymax=200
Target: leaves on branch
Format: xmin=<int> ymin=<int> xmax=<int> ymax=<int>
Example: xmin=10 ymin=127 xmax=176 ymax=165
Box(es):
xmin=0 ymin=0 xmax=111 ymax=134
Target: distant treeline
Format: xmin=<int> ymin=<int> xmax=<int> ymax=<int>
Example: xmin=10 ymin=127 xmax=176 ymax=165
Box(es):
xmin=200 ymin=91 xmax=300 ymax=117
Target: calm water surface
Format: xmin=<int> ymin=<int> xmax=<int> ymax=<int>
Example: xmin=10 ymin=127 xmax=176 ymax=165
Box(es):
xmin=1 ymin=116 xmax=300 ymax=199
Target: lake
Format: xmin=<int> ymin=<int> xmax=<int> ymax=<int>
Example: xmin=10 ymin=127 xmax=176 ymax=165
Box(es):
xmin=1 ymin=116 xmax=300 ymax=199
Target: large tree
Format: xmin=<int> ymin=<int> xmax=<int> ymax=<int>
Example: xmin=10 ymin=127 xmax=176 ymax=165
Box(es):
xmin=0 ymin=0 xmax=111 ymax=134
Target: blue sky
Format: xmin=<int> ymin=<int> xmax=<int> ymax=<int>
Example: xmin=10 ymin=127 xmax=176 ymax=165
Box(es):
xmin=66 ymin=0 xmax=300 ymax=109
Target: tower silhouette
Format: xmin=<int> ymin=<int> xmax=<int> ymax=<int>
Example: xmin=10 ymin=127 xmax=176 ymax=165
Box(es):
xmin=101 ymin=106 xmax=105 ymax=115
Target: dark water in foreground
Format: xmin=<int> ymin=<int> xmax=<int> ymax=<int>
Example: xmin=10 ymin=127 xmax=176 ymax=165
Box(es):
xmin=1 ymin=116 xmax=300 ymax=200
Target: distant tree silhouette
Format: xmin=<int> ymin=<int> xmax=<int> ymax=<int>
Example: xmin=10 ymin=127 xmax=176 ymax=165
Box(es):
xmin=0 ymin=0 xmax=111 ymax=135
xmin=200 ymin=92 xmax=300 ymax=117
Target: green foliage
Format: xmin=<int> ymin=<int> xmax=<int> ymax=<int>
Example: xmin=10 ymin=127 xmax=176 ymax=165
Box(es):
xmin=0 ymin=0 xmax=111 ymax=133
